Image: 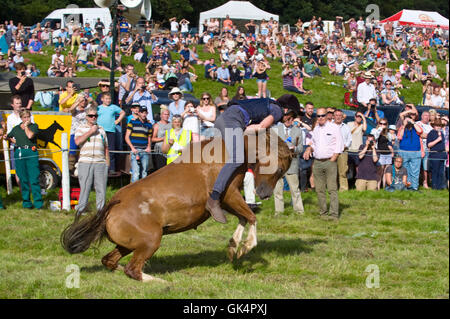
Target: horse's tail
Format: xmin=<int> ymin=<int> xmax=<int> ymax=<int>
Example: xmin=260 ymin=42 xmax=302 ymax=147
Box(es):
xmin=61 ymin=200 xmax=120 ymax=254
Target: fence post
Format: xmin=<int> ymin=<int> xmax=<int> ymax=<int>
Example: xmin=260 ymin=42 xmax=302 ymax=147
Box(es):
xmin=2 ymin=140 xmax=13 ymax=195
xmin=61 ymin=133 xmax=71 ymax=211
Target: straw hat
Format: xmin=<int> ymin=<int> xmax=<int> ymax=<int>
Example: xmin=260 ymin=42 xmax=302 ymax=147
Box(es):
xmin=168 ymin=87 xmax=184 ymax=99
xmin=363 ymin=71 xmax=373 ymax=79
xmin=97 ymin=80 xmax=119 ymax=88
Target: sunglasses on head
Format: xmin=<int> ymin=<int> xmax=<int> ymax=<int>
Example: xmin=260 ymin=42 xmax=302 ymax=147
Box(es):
xmin=87 ymin=114 xmax=98 ymax=118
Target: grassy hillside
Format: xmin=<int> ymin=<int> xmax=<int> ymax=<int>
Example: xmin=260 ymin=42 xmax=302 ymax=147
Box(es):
xmin=21 ymin=44 xmax=448 ymax=110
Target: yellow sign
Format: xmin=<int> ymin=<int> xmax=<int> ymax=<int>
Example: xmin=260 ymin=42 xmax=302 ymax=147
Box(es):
xmin=1 ymin=111 xmax=72 ymax=176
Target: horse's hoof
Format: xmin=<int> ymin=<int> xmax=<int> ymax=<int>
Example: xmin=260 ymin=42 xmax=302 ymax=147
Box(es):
xmin=141 ymin=273 xmax=167 ymax=283
xmin=115 ymin=265 xmax=124 ymax=272
xmin=227 ymin=247 xmax=236 ymax=262
xmin=236 ymin=246 xmax=248 ymax=259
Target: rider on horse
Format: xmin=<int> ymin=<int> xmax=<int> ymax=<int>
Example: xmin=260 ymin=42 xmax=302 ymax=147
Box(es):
xmin=205 ymin=98 xmax=284 ymax=223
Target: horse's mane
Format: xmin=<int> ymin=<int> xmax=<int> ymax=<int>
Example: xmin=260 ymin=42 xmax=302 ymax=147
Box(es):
xmin=196 ymin=129 xmax=293 ymax=162
xmin=264 ymin=129 xmax=293 ymax=161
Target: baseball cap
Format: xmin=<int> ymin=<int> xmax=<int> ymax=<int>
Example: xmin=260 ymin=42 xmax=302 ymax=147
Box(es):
xmin=130 ymin=103 xmax=140 ymax=109
xmin=139 ymin=106 xmax=148 ymax=113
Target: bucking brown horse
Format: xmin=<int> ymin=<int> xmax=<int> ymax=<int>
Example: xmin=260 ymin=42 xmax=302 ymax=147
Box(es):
xmin=61 ymin=130 xmax=292 ymax=282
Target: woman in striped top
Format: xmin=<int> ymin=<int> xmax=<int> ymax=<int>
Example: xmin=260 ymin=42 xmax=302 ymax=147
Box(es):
xmin=74 ymin=105 xmax=109 ymax=216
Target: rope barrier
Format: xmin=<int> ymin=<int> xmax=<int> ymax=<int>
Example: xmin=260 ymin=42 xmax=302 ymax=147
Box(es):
xmin=0 ymin=146 xmax=448 ymax=163
xmin=0 ymin=148 xmax=169 ymax=162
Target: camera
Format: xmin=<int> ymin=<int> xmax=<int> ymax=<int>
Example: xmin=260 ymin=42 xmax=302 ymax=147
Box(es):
xmin=73 ymin=83 xmax=81 ymax=91
xmin=189 ymin=107 xmax=195 ymax=113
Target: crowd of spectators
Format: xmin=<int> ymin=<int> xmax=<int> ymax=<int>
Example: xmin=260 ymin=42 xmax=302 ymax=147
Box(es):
xmin=0 ymin=12 xmax=449 ymax=212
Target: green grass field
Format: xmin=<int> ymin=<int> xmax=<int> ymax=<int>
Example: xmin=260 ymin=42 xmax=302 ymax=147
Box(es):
xmin=0 ymin=185 xmax=448 ymax=299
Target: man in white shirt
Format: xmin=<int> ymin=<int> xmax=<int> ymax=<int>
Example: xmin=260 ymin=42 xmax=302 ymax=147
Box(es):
xmin=357 ymin=71 xmax=377 ymax=108
xmin=125 ymin=77 xmax=158 ymax=124
xmin=13 ymin=50 xmax=24 ymax=64
xmin=236 ymin=47 xmax=247 ymax=64
xmin=6 ymin=95 xmax=36 ymax=134
xmin=430 ymin=86 xmax=444 ymax=108
xmin=327 ymin=48 xmax=338 ymax=61
xmin=303 ymin=108 xmax=344 ymax=220
xmin=51 ymin=49 xmax=65 ymax=65
xmin=335 ymin=58 xmax=345 ymax=76
xmin=357 ymin=16 xmax=365 ymax=32
xmin=202 ymin=33 xmax=211 ymax=44
xmin=334 ymin=109 xmax=352 ymax=191
xmin=133 ymin=47 xmax=145 ymax=62
xmin=382 ymin=68 xmax=396 ymax=88
xmin=169 ymin=17 xmax=179 ymax=34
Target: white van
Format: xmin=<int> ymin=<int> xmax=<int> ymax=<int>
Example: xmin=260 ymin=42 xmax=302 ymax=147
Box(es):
xmin=36 ymin=7 xmax=112 ymax=32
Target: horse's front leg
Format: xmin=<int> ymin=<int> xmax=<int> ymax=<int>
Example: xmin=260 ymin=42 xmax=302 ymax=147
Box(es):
xmin=222 ymin=189 xmax=257 ymax=260
xmin=228 ymin=217 xmax=246 ymax=261
xmin=237 ymin=221 xmax=257 ymax=259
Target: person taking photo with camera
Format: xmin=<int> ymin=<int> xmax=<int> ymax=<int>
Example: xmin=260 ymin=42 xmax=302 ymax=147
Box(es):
xmin=8 ymin=62 xmax=35 ymax=110
xmin=125 ymin=77 xmax=158 ymax=124
xmin=355 ymin=134 xmax=379 ymax=191
xmin=398 ymin=112 xmax=424 ymax=191
xmin=59 ymin=80 xmax=80 ymax=112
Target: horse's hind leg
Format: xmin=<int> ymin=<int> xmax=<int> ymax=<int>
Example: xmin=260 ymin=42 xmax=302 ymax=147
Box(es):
xmin=101 ymin=245 xmax=132 ymax=271
xmin=123 ymin=228 xmax=166 ymax=283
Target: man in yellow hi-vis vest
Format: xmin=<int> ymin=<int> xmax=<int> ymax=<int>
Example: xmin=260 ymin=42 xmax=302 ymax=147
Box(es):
xmin=162 ymin=115 xmax=191 ymax=164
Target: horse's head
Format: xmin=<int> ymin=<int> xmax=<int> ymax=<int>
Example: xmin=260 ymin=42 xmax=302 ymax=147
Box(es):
xmin=54 ymin=121 xmax=64 ymax=131
xmin=245 ymin=130 xmax=293 ymax=200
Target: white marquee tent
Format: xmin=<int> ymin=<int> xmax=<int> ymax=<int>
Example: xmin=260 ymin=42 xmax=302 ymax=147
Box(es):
xmin=380 ymin=9 xmax=449 ymax=30
xmin=199 ymin=1 xmax=279 ymax=33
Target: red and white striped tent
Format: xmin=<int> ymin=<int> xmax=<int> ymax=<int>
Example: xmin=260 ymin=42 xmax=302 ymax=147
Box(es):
xmin=380 ymin=9 xmax=449 ymax=30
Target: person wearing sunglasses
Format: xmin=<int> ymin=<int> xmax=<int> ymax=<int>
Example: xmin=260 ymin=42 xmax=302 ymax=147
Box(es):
xmin=381 ymin=80 xmax=403 ymax=106
xmin=303 ymin=108 xmax=344 ymax=221
xmin=197 ymin=93 xmax=217 ymax=140
xmin=74 ymin=105 xmax=110 ymax=217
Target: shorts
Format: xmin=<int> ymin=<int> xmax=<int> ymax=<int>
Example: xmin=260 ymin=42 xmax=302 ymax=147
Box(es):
xmin=422 ymin=151 xmax=429 ymax=170
xmin=201 ymin=126 xmax=217 ymax=138
xmin=77 ymin=60 xmax=88 ymax=65
xmin=379 ymin=154 xmax=392 ymax=166
xmin=256 ymin=79 xmax=267 ymax=83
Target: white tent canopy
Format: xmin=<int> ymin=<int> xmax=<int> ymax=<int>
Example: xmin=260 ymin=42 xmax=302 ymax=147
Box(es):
xmin=380 ymin=9 xmax=449 ymax=30
xmin=199 ymin=1 xmax=279 ymax=33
